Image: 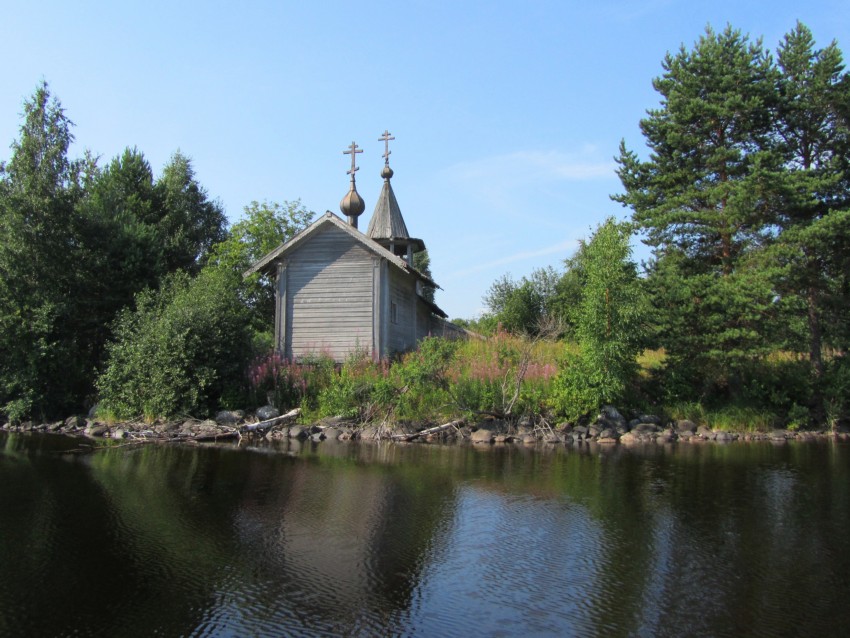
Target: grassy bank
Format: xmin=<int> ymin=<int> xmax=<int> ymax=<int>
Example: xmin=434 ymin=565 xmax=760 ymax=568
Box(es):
xmin=246 ymin=336 xmax=840 ymax=432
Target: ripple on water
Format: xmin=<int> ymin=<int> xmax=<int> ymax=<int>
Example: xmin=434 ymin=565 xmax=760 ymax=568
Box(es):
xmin=400 ymin=487 xmax=610 ymax=636
xmin=3 ymin=435 xmax=850 ymax=637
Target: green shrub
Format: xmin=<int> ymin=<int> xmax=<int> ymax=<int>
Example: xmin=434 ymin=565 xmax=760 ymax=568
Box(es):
xmin=447 ymin=331 xmax=557 ymax=419
xmin=317 ymin=348 xmax=389 ymax=420
xmin=550 ymin=218 xmax=646 ymax=422
xmin=97 ymin=269 xmax=253 ymax=419
xmin=823 ymin=355 xmax=850 ymax=429
xmin=550 ymin=352 xmax=604 ymax=423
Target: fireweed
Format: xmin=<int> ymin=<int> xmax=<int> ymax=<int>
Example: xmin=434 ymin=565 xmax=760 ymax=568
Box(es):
xmin=248 ymin=349 xmax=335 ymax=412
xmin=248 ymin=336 xmax=569 ymax=424
xmin=446 ymin=330 xmax=559 ymax=419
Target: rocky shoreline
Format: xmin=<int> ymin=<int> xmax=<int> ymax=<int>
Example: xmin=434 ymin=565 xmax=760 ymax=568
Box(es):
xmin=2 ymin=405 xmax=848 ymax=447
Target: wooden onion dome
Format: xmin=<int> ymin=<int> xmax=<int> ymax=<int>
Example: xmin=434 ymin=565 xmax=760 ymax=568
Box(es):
xmin=340 ymin=141 xmax=366 ymax=228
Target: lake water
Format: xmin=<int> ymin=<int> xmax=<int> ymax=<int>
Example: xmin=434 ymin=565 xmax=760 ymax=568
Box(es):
xmin=1 ymin=432 xmax=849 ymax=637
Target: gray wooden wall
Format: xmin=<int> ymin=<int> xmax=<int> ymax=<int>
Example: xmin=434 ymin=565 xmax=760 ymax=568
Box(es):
xmin=283 ymin=225 xmax=374 ymax=360
xmin=387 ymin=266 xmax=417 ymax=354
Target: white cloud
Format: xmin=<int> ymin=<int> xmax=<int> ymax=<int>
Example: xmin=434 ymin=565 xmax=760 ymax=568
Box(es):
xmin=446 ymin=148 xmax=616 ymax=188
xmin=450 ymin=238 xmax=578 ymax=278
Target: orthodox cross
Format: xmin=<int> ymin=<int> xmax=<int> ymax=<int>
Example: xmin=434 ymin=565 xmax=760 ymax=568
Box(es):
xmin=343 ymin=141 xmax=362 ymax=177
xmin=379 ymin=130 xmax=395 ymax=165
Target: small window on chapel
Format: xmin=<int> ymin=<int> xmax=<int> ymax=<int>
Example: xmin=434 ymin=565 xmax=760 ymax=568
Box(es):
xmin=391 ymin=301 xmax=398 ymax=324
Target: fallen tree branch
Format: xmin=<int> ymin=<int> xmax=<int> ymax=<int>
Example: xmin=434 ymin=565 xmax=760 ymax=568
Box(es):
xmin=240 ymin=408 xmax=301 ymax=433
xmin=392 ymin=419 xmax=465 ymax=442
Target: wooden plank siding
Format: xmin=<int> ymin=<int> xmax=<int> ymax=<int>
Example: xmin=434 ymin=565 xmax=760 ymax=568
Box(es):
xmin=387 ymin=266 xmax=417 ymax=354
xmin=282 ymin=225 xmax=375 ymax=361
xmin=416 ymin=300 xmax=432 ymax=342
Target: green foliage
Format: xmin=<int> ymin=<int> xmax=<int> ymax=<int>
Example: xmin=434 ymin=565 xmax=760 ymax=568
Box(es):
xmin=448 ymin=330 xmax=558 ymax=419
xmin=482 ymin=266 xmax=562 ymax=336
xmin=413 ymin=250 xmax=436 ymax=304
xmin=155 ymin=151 xmax=227 ymax=274
xmin=614 ymin=25 xmax=782 ymax=387
xmin=388 ymin=337 xmax=459 ymax=421
xmin=0 ymin=82 xmax=239 ymax=421
xmin=615 ymin=25 xmax=778 ymax=269
xmin=551 ymin=353 xmax=607 ymax=423
xmin=611 ymin=22 xmax=850 ymax=424
xmin=768 ymin=22 xmax=850 ymax=418
xmin=552 ymin=218 xmax=647 ymax=421
xmin=249 ymin=350 xmax=335 ymax=413
xmin=244 ymin=336 xmax=563 ymax=425
xmin=317 ymin=348 xmax=391 ymax=420
xmin=0 ymin=81 xmax=89 ymax=419
xmin=823 ymin=356 xmax=850 ymax=429
xmin=664 ymin=401 xmax=778 ymax=432
xmin=73 ymin=148 xmax=165 ymax=371
xmin=207 ymin=199 xmax=314 ymax=329
xmin=450 ymin=315 xmax=499 ymax=336
xmin=97 ymin=269 xmax=253 ymax=419
xmin=786 ymin=403 xmax=810 ymax=431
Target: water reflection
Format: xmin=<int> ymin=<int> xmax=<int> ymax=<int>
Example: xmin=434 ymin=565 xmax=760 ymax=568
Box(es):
xmin=1 ymin=433 xmax=849 ymax=637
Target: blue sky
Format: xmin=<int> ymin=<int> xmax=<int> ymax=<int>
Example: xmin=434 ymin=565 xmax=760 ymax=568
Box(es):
xmin=2 ymin=1 xmax=848 ymax=319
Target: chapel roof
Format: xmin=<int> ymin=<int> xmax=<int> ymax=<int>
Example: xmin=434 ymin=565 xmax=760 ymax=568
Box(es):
xmin=365 ymin=131 xmax=425 ymax=253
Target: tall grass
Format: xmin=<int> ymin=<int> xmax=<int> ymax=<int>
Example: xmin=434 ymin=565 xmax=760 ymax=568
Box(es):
xmin=246 ymin=338 xmax=819 ymax=430
xmin=664 ymin=401 xmax=779 ymax=432
xmin=447 ymin=331 xmax=561 ymax=418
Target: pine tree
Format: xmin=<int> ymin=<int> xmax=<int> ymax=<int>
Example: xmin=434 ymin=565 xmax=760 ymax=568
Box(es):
xmin=770 ymin=22 xmax=850 ymax=417
xmin=614 ymin=25 xmax=781 ymax=396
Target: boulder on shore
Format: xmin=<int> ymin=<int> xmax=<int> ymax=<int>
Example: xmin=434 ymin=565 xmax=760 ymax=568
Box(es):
xmin=256 ymin=405 xmax=280 ymax=421
xmin=470 ymin=428 xmax=494 ymax=444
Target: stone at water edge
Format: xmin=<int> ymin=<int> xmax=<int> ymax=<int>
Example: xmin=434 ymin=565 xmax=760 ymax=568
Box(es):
xmin=620 ymin=431 xmax=640 ymax=445
xmin=323 ymin=427 xmax=343 ymax=441
xmin=470 ymin=428 xmax=494 ymax=444
xmin=215 ymin=410 xmax=243 ymax=426
xmin=358 ymin=426 xmax=381 ymax=441
xmin=84 ymin=424 xmax=108 ymax=437
xmin=287 ymin=425 xmax=306 ymax=439
xmin=256 ymin=405 xmax=280 ymax=421
xmin=675 ymin=420 xmax=697 ymax=433
xmin=598 ymin=405 xmax=627 ymax=429
xmin=696 ymin=425 xmax=715 ymax=439
xmin=633 ymin=422 xmax=660 ymax=433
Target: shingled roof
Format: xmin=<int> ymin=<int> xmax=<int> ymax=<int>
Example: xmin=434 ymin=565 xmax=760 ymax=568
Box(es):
xmin=365 ymin=152 xmax=425 ymax=254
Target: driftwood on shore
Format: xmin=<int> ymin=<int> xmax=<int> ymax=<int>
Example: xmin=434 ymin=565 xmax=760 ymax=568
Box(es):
xmin=391 ymin=419 xmax=466 ymax=442
xmin=241 ymin=408 xmax=301 ymax=432
xmin=193 ymin=408 xmax=302 ymax=442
